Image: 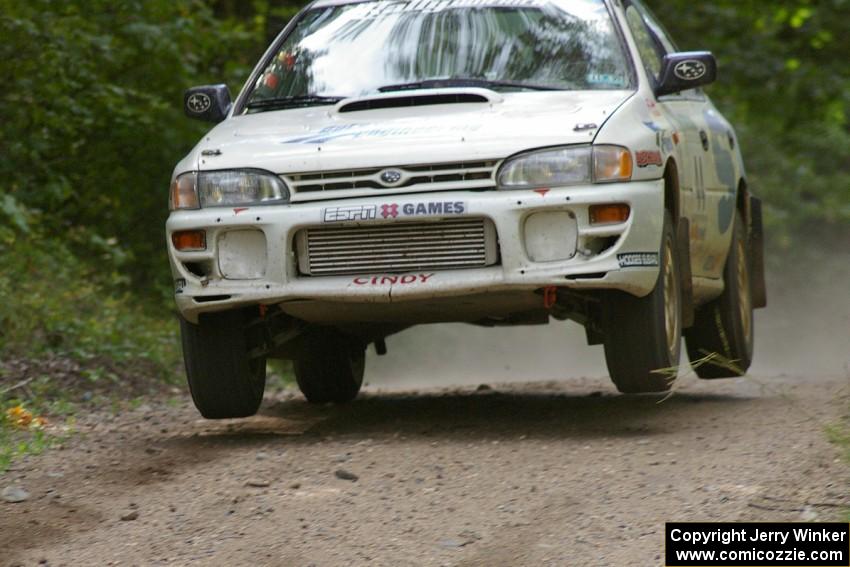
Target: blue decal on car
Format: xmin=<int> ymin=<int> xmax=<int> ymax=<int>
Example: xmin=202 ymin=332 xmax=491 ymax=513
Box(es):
xmin=704 ymin=110 xmax=738 ymax=234
xmin=282 ymin=123 xmax=481 ymax=144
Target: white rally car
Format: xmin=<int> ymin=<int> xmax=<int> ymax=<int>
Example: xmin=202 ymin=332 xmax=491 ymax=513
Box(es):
xmin=168 ymin=0 xmax=767 ymax=418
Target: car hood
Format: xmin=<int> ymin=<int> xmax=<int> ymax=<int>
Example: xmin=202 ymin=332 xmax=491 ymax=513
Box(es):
xmin=186 ymin=88 xmax=634 ymax=175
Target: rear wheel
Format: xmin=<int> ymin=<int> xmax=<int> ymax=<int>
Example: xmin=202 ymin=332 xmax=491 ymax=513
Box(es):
xmin=604 ymin=211 xmax=682 ymax=394
xmin=685 ymin=210 xmax=754 ymax=378
xmin=180 ymin=309 xmax=266 ymax=419
xmin=294 ymin=330 xmax=366 ymax=404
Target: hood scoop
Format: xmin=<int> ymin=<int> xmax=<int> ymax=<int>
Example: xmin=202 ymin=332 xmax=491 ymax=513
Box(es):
xmin=337 ymin=88 xmax=497 ymax=114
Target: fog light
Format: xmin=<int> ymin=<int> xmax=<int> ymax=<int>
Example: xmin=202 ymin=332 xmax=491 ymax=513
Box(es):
xmin=218 ymin=230 xmax=267 ymax=280
xmin=589 ymin=204 xmax=630 ymax=225
xmin=523 ymin=212 xmax=578 ymax=262
xmin=172 ymin=230 xmax=206 ymax=251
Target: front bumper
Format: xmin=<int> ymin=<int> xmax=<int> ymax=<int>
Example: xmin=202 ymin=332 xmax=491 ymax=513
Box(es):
xmin=167 ymin=180 xmax=664 ymax=323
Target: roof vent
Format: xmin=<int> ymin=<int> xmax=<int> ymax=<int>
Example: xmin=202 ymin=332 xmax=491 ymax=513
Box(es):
xmin=338 ymin=93 xmax=489 ymax=113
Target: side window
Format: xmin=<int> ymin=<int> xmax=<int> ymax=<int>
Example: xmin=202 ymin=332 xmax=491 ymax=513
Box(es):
xmin=624 ymin=6 xmax=663 ymax=81
xmin=633 ymin=0 xmax=678 ymax=54
xmin=630 ymin=0 xmax=704 ymax=98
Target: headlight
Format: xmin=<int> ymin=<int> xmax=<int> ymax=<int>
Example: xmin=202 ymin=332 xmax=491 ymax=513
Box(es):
xmin=169 ymin=170 xmax=290 ymax=210
xmin=497 ymin=145 xmax=633 ymax=189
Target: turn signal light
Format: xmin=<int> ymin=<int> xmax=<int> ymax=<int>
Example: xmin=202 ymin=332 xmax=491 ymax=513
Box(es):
xmin=593 ymin=145 xmax=633 ymax=182
xmin=172 ymin=230 xmax=206 ymax=251
xmin=589 ymin=204 xmax=631 ymax=225
xmin=170 ymin=173 xmax=199 ymax=210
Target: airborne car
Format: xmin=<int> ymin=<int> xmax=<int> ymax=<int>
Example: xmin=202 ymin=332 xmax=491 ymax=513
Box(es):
xmin=168 ymin=0 xmax=766 ymax=419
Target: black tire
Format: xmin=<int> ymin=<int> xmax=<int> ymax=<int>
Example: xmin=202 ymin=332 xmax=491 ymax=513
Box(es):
xmin=180 ymin=309 xmax=266 ymax=419
xmin=294 ymin=330 xmax=365 ymax=404
xmin=604 ymin=211 xmax=682 ymax=393
xmin=685 ymin=210 xmax=754 ymax=378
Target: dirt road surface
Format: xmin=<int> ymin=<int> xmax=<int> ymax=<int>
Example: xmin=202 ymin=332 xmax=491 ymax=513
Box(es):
xmin=3 ymin=260 xmax=850 ymax=566
xmin=2 ymin=371 xmax=849 ymax=566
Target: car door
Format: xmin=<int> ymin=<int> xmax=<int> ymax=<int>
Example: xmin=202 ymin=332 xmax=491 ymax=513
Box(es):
xmin=697 ymin=103 xmax=741 ymax=278
xmin=623 ymin=1 xmax=714 ymax=278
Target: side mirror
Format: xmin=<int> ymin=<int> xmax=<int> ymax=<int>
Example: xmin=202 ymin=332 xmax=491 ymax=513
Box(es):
xmin=184 ymin=84 xmax=232 ymax=123
xmin=655 ymin=52 xmax=717 ymax=97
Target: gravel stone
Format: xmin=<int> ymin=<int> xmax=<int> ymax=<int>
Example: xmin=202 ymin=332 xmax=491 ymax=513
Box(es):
xmin=2 ymin=486 xmax=30 ymax=503
xmin=334 ymin=469 xmax=359 ymax=482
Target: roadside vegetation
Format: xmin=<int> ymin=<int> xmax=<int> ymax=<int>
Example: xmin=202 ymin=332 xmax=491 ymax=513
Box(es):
xmin=1 ymin=0 xmax=848 ymax=468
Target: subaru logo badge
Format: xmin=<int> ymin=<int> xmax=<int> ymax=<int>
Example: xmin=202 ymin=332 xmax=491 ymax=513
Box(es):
xmin=187 ymin=92 xmax=212 ymax=114
xmin=379 ymin=169 xmax=404 ymax=187
xmin=673 ymin=59 xmax=707 ymax=81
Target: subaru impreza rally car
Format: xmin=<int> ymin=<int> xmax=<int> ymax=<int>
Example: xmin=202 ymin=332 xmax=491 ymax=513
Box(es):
xmin=168 ymin=0 xmax=767 ymax=418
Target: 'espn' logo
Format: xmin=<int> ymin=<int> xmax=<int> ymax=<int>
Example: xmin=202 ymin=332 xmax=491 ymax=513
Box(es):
xmin=323 ymin=205 xmax=378 ymax=222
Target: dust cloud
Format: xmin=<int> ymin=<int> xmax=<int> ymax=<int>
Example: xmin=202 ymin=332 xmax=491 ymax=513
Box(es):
xmin=366 ymin=249 xmax=850 ymax=391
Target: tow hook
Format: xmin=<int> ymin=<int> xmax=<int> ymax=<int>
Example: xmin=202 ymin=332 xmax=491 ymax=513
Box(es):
xmin=543 ymin=286 xmax=558 ymax=310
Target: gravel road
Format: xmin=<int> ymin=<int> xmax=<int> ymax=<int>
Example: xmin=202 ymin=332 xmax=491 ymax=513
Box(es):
xmin=4 ymin=259 xmax=850 ymax=566
xmin=2 ymin=371 xmax=848 ymax=567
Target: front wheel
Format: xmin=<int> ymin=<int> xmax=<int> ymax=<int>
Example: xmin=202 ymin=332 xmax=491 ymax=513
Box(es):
xmin=180 ymin=309 xmax=266 ymax=419
xmin=294 ymin=330 xmax=366 ymax=404
xmin=603 ymin=211 xmax=682 ymax=394
xmin=685 ymin=210 xmax=754 ymax=378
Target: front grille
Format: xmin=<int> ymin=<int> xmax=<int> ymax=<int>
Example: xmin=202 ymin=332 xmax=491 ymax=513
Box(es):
xmin=296 ymin=218 xmax=498 ymax=276
xmin=282 ymin=160 xmax=498 ymax=202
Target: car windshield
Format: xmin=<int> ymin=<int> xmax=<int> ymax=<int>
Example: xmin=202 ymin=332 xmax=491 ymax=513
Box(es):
xmin=244 ymin=0 xmax=632 ymax=110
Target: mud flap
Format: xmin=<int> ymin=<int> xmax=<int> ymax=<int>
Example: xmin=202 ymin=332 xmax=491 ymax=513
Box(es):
xmin=749 ymin=196 xmax=768 ymax=309
xmin=677 ymin=218 xmax=695 ymax=329
xmin=585 ymin=325 xmax=604 ymax=346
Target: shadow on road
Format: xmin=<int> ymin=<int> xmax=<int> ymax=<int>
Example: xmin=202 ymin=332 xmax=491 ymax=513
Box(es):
xmin=185 ymin=387 xmax=759 ymax=445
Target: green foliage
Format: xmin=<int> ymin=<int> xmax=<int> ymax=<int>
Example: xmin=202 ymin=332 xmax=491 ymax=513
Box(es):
xmin=0 ymin=401 xmax=69 ymax=474
xmin=0 ymin=0 xmax=261 ymax=288
xmin=647 ymin=0 xmax=850 ymax=236
xmin=0 ymin=424 xmax=54 ymax=473
xmin=0 ymin=194 xmax=180 ymax=369
xmin=0 ymin=0 xmax=277 ymax=385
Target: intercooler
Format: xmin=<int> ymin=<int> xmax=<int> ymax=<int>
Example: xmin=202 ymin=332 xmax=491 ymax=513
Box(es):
xmin=295 ymin=218 xmax=499 ymax=276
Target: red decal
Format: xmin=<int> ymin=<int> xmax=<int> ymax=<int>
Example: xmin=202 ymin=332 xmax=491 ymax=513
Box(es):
xmin=381 ymin=204 xmax=399 ymax=219
xmin=635 ymin=150 xmax=663 ymax=168
xmin=533 ymin=189 xmax=550 ymax=197
xmin=352 ymin=273 xmax=435 ymax=286
xmin=233 ymin=207 xmax=249 ymax=215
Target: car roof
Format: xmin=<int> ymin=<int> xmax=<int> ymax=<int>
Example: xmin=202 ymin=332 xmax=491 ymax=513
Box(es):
xmin=309 ymin=0 xmax=367 ymax=7
xmin=308 ymin=0 xmax=614 ymax=10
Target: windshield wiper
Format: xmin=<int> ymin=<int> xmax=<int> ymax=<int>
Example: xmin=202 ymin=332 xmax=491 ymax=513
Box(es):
xmin=245 ymin=95 xmax=345 ymax=111
xmin=377 ymin=78 xmax=564 ymax=93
